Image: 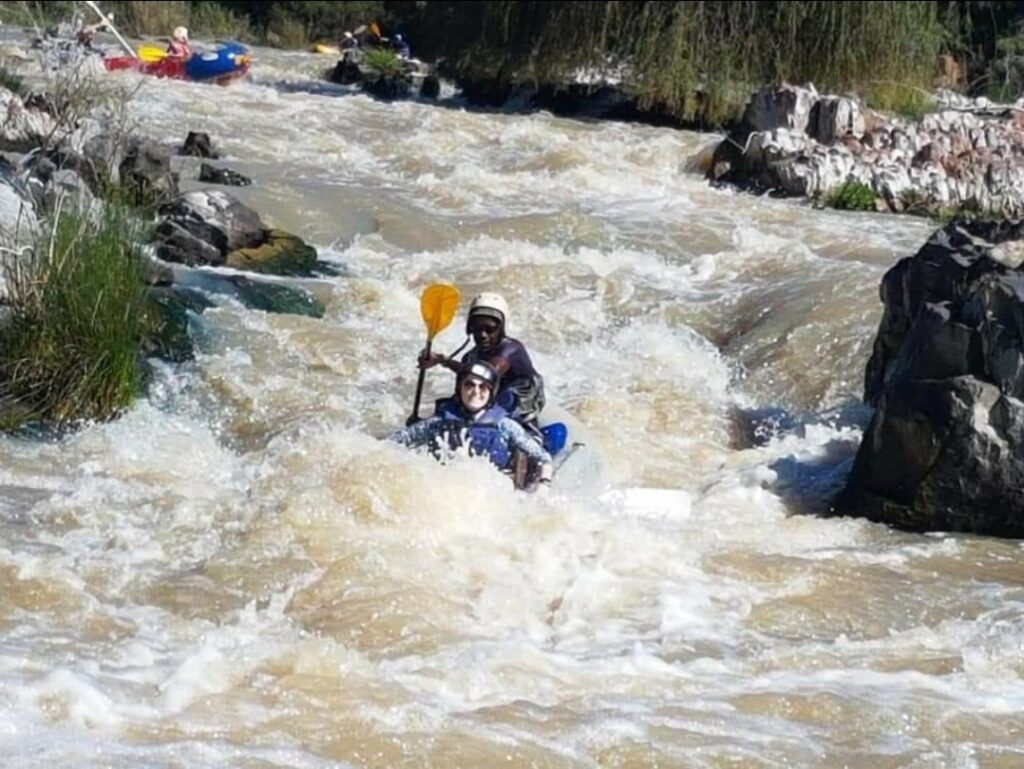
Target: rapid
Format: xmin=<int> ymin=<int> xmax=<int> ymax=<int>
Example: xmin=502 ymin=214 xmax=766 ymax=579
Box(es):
xmin=1 ymin=41 xmax=1023 ymax=769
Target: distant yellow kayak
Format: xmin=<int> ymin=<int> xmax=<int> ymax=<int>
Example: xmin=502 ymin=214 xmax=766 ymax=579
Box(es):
xmin=311 ymin=43 xmax=340 ymax=55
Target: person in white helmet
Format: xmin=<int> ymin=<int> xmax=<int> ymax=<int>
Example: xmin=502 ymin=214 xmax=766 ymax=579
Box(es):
xmin=419 ymin=292 xmax=546 ymax=427
xmin=167 ymin=26 xmax=191 ymax=60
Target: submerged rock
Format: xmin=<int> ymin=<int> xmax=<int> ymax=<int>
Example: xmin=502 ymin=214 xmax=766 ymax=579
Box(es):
xmin=834 ymin=219 xmax=1024 ymax=537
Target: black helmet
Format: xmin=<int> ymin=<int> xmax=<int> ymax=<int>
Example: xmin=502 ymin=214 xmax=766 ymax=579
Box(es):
xmin=456 ymin=360 xmax=500 ymax=408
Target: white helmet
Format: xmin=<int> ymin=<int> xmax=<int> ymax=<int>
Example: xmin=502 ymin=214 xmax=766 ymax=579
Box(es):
xmin=173 ymin=26 xmax=189 ymax=41
xmin=466 ymin=292 xmax=510 ymax=333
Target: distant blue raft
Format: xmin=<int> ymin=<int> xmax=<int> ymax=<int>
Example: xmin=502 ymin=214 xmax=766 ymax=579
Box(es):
xmin=184 ymin=42 xmax=252 ymax=84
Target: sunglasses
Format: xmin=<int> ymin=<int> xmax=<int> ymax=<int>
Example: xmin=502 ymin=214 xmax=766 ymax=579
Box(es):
xmin=469 ymin=320 xmax=501 ymax=334
xmin=461 ymin=379 xmax=492 ymax=392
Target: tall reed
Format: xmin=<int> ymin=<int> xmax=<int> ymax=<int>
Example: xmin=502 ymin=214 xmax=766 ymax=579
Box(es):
xmin=0 ymin=202 xmax=147 ymax=429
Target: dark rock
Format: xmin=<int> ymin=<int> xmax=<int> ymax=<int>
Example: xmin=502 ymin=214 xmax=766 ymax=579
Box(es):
xmin=836 ymin=218 xmax=1024 ymax=537
xmin=153 ymin=219 xmax=225 ymax=267
xmin=181 ymin=131 xmax=218 ymax=159
xmin=329 ymin=58 xmax=363 ymax=86
xmin=420 ymin=75 xmax=440 ymax=100
xmin=142 ymin=285 xmax=214 ymax=362
xmin=362 ymin=75 xmax=411 ymax=100
xmin=154 ymin=190 xmax=322 ymax=279
xmin=199 ymin=163 xmax=252 ymax=187
xmin=155 ymin=190 xmax=264 ymax=264
xmin=119 ymin=137 xmax=179 ymax=207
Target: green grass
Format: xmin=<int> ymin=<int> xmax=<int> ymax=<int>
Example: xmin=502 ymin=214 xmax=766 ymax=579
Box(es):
xmin=827 ymin=179 xmax=876 ymax=211
xmin=108 ymin=0 xmax=253 ymax=41
xmin=0 ymin=203 xmax=148 ymax=429
xmin=363 ymin=47 xmax=403 ymax=78
xmin=436 ymin=1 xmax=948 ymax=127
xmin=0 ymin=1 xmax=73 ymax=28
xmin=0 ymin=64 xmax=24 ymax=94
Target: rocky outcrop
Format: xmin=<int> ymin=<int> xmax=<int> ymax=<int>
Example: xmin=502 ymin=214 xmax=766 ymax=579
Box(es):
xmin=710 ymin=84 xmax=1024 ymax=218
xmin=327 ymin=51 xmax=437 ymax=100
xmin=154 ymin=190 xmax=320 ymax=276
xmin=834 ymin=219 xmax=1024 ymax=537
xmin=0 ymin=87 xmax=58 ymax=153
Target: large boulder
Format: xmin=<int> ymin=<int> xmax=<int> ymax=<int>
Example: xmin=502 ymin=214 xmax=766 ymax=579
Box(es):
xmin=154 ymin=190 xmax=321 ymax=277
xmin=0 ymin=88 xmax=57 ymax=153
xmin=835 ymin=219 xmax=1024 ymax=537
xmin=154 ymin=190 xmax=263 ymax=266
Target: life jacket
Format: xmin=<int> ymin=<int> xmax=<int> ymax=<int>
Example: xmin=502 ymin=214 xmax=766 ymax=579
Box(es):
xmin=434 ymin=400 xmax=512 ymax=470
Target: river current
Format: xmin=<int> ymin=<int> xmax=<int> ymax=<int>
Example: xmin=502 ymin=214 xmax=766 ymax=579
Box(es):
xmin=1 ymin=40 xmax=1022 ymax=769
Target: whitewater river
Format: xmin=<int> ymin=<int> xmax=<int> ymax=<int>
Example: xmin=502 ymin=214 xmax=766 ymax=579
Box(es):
xmin=1 ymin=40 xmax=1023 ymax=769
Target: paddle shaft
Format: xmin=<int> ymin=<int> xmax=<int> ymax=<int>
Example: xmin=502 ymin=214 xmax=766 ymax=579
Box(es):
xmin=409 ymin=339 xmax=432 ymax=424
xmin=84 ymin=0 xmax=137 ymax=58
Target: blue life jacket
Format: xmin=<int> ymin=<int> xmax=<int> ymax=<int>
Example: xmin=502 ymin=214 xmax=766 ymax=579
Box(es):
xmin=435 ymin=400 xmax=513 ymax=469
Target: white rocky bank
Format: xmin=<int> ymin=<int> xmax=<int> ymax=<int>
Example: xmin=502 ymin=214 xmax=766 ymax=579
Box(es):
xmin=709 ymin=84 xmax=1024 ymax=217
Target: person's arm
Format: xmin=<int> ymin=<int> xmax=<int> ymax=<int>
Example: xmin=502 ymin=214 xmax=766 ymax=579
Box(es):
xmin=389 ymin=416 xmax=442 ymax=447
xmin=418 ymin=350 xmax=461 ymax=372
xmin=500 ymin=419 xmax=554 ymax=482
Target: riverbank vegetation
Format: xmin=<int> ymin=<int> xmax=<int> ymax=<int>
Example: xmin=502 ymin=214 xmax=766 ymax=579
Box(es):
xmin=3 ymin=1 xmax=1021 ymax=124
xmin=0 ymin=204 xmax=147 ymax=429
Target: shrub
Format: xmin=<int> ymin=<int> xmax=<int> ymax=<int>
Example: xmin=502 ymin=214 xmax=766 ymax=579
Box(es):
xmin=363 ymin=47 xmax=403 ymax=78
xmin=0 ymin=64 xmax=24 ymax=94
xmin=827 ymin=180 xmax=876 ymax=211
xmin=0 ymin=202 xmax=148 ymax=429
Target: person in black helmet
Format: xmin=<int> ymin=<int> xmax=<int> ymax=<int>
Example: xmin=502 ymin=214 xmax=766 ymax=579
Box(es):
xmin=419 ymin=292 xmax=545 ymax=426
xmin=391 ymin=361 xmax=553 ymax=486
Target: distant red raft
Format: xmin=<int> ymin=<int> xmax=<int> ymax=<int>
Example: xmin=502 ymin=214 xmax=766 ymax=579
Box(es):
xmin=103 ymin=42 xmax=251 ymax=85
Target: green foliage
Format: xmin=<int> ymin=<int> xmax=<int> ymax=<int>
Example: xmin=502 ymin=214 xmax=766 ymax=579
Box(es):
xmin=0 ymin=1 xmax=74 ymax=27
xmin=111 ymin=0 xmax=190 ymax=38
xmin=189 ymin=1 xmax=253 ymax=40
xmin=110 ymin=0 xmax=252 ymax=40
xmin=429 ymin=1 xmax=949 ymax=126
xmin=364 ymin=47 xmax=403 ymax=77
xmin=0 ymin=203 xmax=148 ymax=429
xmin=0 ymin=64 xmax=24 ymax=94
xmin=827 ymin=180 xmax=877 ymax=211
xmin=243 ymin=0 xmax=383 ymax=47
xmin=864 ymin=83 xmax=936 ymax=119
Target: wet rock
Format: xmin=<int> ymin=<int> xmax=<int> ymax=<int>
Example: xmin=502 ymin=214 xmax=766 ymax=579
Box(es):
xmin=154 ymin=190 xmax=321 ymax=278
xmin=329 ymin=57 xmax=363 ymax=86
xmin=225 ymin=229 xmax=317 ymax=276
xmin=156 ymin=190 xmax=263 ymax=264
xmin=0 ymin=87 xmax=57 ymax=153
xmin=119 ymin=137 xmax=178 ymax=207
xmin=835 ymin=219 xmax=1024 ymax=537
xmin=180 ymin=131 xmax=218 ymax=159
xmin=741 ymin=83 xmax=819 ymax=133
xmin=199 ymin=163 xmax=251 ymax=187
xmin=808 ymin=96 xmax=864 ymax=145
xmin=420 ymin=75 xmax=440 ymax=100
xmin=362 ymin=73 xmax=411 ymax=100
xmin=0 ymin=175 xmax=37 ymax=252
xmin=141 ymin=285 xmax=214 ymax=362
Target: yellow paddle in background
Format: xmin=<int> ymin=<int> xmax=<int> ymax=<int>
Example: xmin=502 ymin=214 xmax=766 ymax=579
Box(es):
xmin=408 ymin=283 xmax=460 ymax=425
xmin=138 ymin=42 xmax=168 ymax=63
